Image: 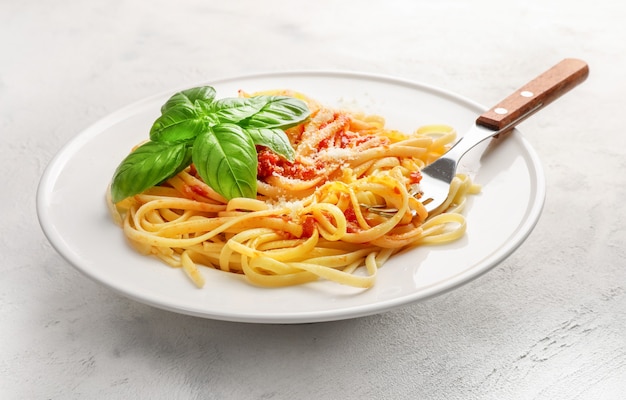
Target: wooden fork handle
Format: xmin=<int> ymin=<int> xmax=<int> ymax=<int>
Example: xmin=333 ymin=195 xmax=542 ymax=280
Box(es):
xmin=476 ymin=58 xmax=589 ymax=131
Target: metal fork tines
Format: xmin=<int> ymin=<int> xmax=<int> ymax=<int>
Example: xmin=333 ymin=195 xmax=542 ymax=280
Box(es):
xmin=419 ymin=123 xmax=500 ymax=213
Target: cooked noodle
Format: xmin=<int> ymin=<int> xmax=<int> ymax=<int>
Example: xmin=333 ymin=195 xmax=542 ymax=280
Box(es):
xmin=107 ymin=90 xmax=480 ymax=289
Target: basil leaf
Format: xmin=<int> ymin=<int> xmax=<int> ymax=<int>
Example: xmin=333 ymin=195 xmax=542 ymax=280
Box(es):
xmin=209 ymin=97 xmax=266 ymax=124
xmin=192 ymin=124 xmax=258 ymax=200
xmin=246 ymin=127 xmax=295 ymax=162
xmin=240 ymin=96 xmax=310 ymax=129
xmin=161 ymin=86 xmax=216 ymax=113
xmin=110 ymin=141 xmax=192 ymax=203
xmin=150 ymin=105 xmax=208 ymax=143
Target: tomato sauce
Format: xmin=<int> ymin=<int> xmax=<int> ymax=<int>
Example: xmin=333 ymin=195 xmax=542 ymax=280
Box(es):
xmin=257 ymin=147 xmax=320 ymax=181
xmin=409 ymin=171 xmax=422 ymax=184
xmin=343 ymin=207 xmax=360 ymax=234
xmin=301 ymin=216 xmax=316 ymax=238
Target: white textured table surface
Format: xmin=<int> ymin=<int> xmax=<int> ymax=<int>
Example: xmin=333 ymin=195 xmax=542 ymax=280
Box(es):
xmin=2 ymin=1 xmax=625 ymax=399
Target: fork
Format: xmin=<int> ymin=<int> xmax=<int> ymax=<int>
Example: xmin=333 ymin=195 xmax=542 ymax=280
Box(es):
xmin=419 ymin=58 xmax=589 ymax=214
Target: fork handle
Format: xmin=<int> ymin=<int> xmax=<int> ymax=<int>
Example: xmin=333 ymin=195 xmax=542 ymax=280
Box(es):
xmin=476 ymin=58 xmax=589 ymax=131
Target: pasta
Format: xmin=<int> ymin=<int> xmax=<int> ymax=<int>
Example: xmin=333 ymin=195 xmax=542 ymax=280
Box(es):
xmin=107 ymin=90 xmax=480 ymax=289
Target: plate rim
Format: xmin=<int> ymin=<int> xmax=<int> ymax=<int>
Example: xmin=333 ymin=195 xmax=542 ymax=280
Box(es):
xmin=37 ymin=70 xmax=546 ymax=324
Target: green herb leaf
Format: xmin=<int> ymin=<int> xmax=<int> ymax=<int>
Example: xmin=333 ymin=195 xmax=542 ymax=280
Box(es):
xmin=150 ymin=105 xmax=209 ymax=143
xmin=110 ymin=141 xmax=192 ymax=203
xmin=240 ymin=96 xmax=310 ymax=129
xmin=161 ymin=86 xmax=216 ymax=113
xmin=209 ymin=97 xmax=266 ymax=124
xmin=192 ymin=124 xmax=258 ymax=200
xmin=246 ymin=127 xmax=295 ymax=162
xmin=151 ymin=86 xmax=220 ymax=143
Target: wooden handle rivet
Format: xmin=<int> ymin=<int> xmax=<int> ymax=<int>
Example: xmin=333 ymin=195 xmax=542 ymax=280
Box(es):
xmin=494 ymin=107 xmax=508 ymax=115
xmin=520 ymin=90 xmax=534 ymax=98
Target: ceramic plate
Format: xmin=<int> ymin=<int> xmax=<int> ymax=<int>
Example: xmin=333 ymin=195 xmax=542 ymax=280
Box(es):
xmin=37 ymin=71 xmax=545 ymax=323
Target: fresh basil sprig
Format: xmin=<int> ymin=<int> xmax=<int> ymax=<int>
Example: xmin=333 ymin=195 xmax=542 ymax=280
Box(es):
xmin=110 ymin=86 xmax=309 ymax=203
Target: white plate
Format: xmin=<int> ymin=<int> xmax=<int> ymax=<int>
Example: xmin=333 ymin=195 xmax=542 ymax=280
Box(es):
xmin=37 ymin=71 xmax=545 ymax=324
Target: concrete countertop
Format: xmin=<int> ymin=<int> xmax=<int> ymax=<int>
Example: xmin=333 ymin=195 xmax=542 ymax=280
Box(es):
xmin=2 ymin=0 xmax=624 ymax=398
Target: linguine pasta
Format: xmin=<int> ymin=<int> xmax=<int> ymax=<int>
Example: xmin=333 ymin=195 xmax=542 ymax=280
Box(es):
xmin=107 ymin=90 xmax=479 ymax=289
